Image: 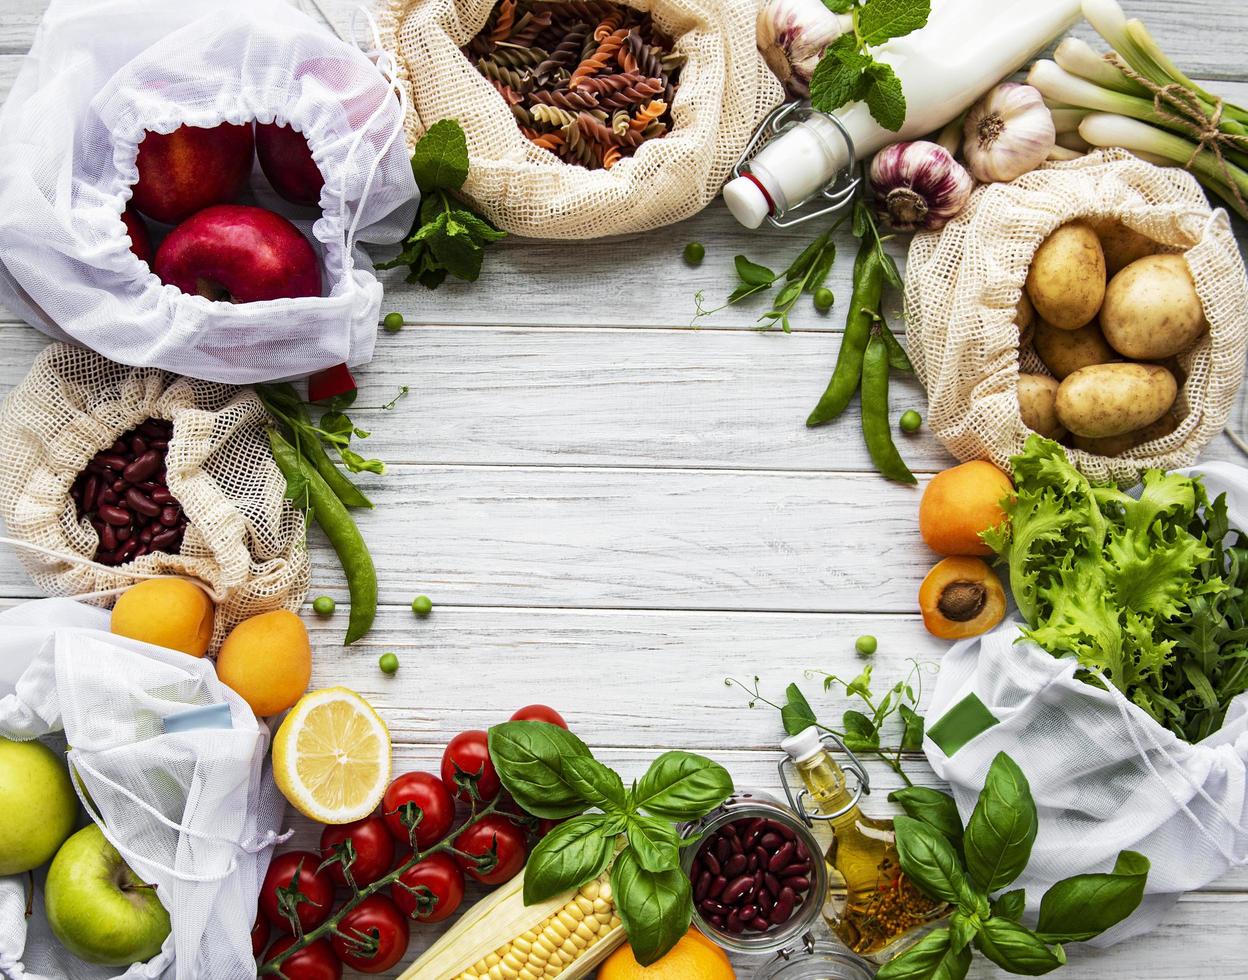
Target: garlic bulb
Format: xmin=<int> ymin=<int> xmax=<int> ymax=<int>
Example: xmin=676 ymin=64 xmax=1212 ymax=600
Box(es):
xmin=757 ymin=0 xmax=852 ymax=97
xmin=869 ymin=141 xmax=974 ymax=232
xmin=962 ymin=82 xmax=1055 ymax=183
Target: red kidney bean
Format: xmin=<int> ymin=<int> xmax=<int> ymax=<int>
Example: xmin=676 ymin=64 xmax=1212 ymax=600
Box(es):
xmin=771 ymin=821 xmax=796 ymax=841
xmin=739 ymin=904 xmax=758 ymax=921
xmin=726 ymin=911 xmax=744 ymax=934
xmin=709 ymin=914 xmax=725 ymax=929
xmin=783 ymin=876 xmax=811 ymax=893
xmin=767 ymin=842 xmax=795 ymax=873
xmin=125 ymin=488 xmax=160 ymax=517
xmin=81 ymin=475 xmax=99 ymax=514
xmin=760 ymin=832 xmax=782 ymax=851
xmin=720 ymin=823 xmax=738 ymax=838
xmin=151 ymin=488 xmax=174 ymax=504
xmin=703 ymin=851 xmax=721 ymax=877
xmin=794 ymin=841 xmax=810 ymax=861
xmin=770 ymin=897 xmax=794 ymax=925
xmin=694 ymin=871 xmax=712 ymax=903
xmin=116 ymin=527 xmax=130 ymax=543
xmin=700 ymin=900 xmax=728 ymax=917
xmin=778 ymin=886 xmax=797 ymax=908
xmin=151 ymin=527 xmax=182 ymax=550
xmin=97 ymin=504 xmax=130 ymax=526
xmin=722 ymin=875 xmax=755 ymax=905
xmin=755 ymin=846 xmax=770 ymax=868
xmin=729 ymin=834 xmax=744 ymax=855
xmin=159 ymin=505 xmax=180 ymax=527
xmin=123 ymin=451 xmax=161 ymax=484
xmin=100 ymin=524 xmax=117 ymax=551
xmin=724 ymin=853 xmax=746 ymax=877
xmin=99 ymin=488 xmax=118 ymax=505
xmin=98 ymin=453 xmax=129 ymax=471
xmin=765 ymin=872 xmax=781 ymax=895
xmin=709 ymin=876 xmax=727 ymax=900
xmin=757 ymin=889 xmax=773 ymax=914
xmin=130 ymin=435 xmax=147 ymax=455
xmin=778 ymin=861 xmax=811 ymax=876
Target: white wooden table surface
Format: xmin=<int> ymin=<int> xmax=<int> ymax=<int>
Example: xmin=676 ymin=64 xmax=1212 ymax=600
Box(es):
xmin=2 ymin=0 xmax=1248 ymax=977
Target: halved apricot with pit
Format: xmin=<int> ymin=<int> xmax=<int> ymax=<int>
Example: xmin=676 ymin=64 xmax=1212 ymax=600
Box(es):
xmin=919 ymin=556 xmax=1006 ymax=640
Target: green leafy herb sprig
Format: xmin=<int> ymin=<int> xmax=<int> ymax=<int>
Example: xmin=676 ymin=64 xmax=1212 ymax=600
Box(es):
xmin=811 ymin=0 xmax=932 ymax=131
xmin=880 ymin=753 xmax=1149 ymax=980
xmin=487 ymin=721 xmax=733 ymax=966
xmin=728 ymin=660 xmax=931 ymax=786
xmin=378 ymin=119 xmax=505 ymax=289
xmin=693 ymin=224 xmax=841 ymax=333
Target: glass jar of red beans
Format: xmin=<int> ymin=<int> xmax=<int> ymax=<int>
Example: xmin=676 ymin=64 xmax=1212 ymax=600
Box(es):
xmin=680 ymin=791 xmax=829 ymax=957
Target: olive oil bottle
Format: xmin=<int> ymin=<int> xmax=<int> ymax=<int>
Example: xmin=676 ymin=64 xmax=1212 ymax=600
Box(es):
xmin=781 ymin=727 xmax=947 ymax=963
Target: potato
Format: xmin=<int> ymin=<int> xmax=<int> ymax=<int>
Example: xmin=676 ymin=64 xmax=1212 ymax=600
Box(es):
xmin=1016 ymin=292 xmax=1036 ymax=348
xmin=1088 ymin=217 xmax=1158 ymax=276
xmin=1100 ymin=254 xmax=1206 ymax=360
xmin=1017 ymin=374 xmax=1066 ymax=440
xmin=1026 ymin=221 xmax=1106 ymax=330
xmin=1055 ymin=362 xmax=1177 ymax=438
xmin=1034 ymin=319 xmax=1117 ymax=380
xmin=1072 ymin=411 xmax=1180 ymax=457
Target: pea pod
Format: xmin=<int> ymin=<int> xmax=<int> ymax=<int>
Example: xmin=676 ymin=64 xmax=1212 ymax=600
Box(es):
xmin=861 ymin=331 xmax=917 ymax=486
xmin=269 ymin=429 xmax=378 ymax=644
xmin=258 ymin=386 xmax=373 ymax=509
xmin=806 ymin=239 xmax=884 ymax=427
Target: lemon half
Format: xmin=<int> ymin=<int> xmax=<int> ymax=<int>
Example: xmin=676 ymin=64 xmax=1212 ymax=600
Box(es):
xmin=272 ymin=687 xmax=391 ymax=824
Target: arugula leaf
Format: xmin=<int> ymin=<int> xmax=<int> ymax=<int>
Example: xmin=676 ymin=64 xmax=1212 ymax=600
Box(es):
xmin=858 ymin=0 xmax=933 ymax=46
xmin=411 ymin=118 xmax=470 ymax=192
xmin=523 ymin=814 xmax=615 ymax=904
xmin=611 ymin=847 xmax=692 ymax=966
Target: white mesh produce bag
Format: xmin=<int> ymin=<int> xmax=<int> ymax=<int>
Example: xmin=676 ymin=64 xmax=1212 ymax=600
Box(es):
xmin=925 ymin=463 xmax=1248 ymax=947
xmin=0 ymin=598 xmax=288 ymax=980
xmin=0 ymin=0 xmax=418 ymax=384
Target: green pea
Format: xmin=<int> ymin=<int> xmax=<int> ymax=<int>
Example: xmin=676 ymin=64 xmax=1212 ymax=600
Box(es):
xmin=411 ymin=595 xmax=433 ymax=617
xmin=813 ymin=287 xmax=835 ymax=313
xmin=899 ymin=410 xmax=923 ymax=434
xmin=311 ymin=595 xmax=336 ymax=617
xmin=683 ymin=242 xmax=705 ymax=265
xmin=383 ymin=312 xmax=405 ymax=333
xmin=855 ymin=634 xmax=878 ymax=656
xmin=379 ymin=652 xmax=400 ymax=675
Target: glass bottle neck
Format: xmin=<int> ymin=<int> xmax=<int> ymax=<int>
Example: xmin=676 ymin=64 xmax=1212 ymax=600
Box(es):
xmin=795 ymin=749 xmax=859 ymax=827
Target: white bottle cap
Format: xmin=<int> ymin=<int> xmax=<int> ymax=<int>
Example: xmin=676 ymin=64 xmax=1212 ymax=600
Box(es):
xmin=723 ymin=174 xmax=771 ymax=229
xmin=781 ymin=726 xmax=824 ymax=765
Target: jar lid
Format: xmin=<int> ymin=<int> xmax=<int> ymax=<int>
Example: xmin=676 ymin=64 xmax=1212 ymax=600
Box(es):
xmin=751 ymin=942 xmax=876 ymax=980
xmin=780 ymin=726 xmax=823 ymax=764
xmin=723 ymin=174 xmax=772 ymax=229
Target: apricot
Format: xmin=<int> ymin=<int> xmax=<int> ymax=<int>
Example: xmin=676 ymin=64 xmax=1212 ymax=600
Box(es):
xmin=214 ymin=610 xmax=311 ymax=717
xmin=111 ymin=578 xmax=214 ymax=657
xmin=919 ymin=557 xmax=1007 ymax=640
xmin=918 ymin=461 xmax=1013 ymax=556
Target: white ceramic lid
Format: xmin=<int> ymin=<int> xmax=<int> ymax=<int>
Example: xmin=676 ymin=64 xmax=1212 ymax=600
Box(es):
xmin=781 ymin=726 xmax=823 ymax=764
xmin=722 ymin=174 xmax=770 ymax=229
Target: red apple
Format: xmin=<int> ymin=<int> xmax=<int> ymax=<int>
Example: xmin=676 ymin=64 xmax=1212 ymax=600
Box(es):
xmin=256 ymin=124 xmax=325 ymax=207
xmin=121 ymin=207 xmax=153 ymax=264
xmin=130 ymin=123 xmax=255 ymax=224
xmin=154 ymin=205 xmax=321 ymax=303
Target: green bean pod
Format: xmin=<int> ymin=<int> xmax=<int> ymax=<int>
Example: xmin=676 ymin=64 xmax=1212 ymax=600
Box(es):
xmin=861 ymin=332 xmax=917 ymax=486
xmin=881 ymin=323 xmax=913 ymax=373
xmin=806 ymin=240 xmax=883 ymax=428
xmin=305 ymin=435 xmax=374 ymax=510
xmin=269 ymin=429 xmax=379 ymax=645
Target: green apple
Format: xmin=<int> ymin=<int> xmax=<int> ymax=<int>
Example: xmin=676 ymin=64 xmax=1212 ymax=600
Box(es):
xmin=45 ymin=824 xmax=171 ymax=966
xmin=0 ymin=737 xmax=77 ymax=874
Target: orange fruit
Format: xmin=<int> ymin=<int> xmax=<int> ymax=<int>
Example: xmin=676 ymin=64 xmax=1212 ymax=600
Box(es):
xmin=598 ymin=930 xmax=735 ymax=979
xmin=111 ymin=578 xmax=214 ymax=657
xmin=214 ymin=610 xmax=311 ymax=717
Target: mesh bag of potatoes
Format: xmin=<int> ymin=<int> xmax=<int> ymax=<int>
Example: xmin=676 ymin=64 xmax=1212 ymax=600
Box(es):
xmin=0 ymin=344 xmax=310 ymax=649
xmin=905 ymin=149 xmax=1248 ymax=484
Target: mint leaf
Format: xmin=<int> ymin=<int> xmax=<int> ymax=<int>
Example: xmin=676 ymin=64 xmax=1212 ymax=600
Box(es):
xmin=809 ymin=34 xmax=870 ymax=114
xmin=429 ymin=218 xmax=486 ymax=282
xmin=411 ymin=119 xmax=470 ymax=192
xmin=823 ymin=0 xmax=854 ymax=11
xmin=858 ymin=0 xmax=931 ymax=46
xmin=860 ymin=61 xmax=907 ymax=131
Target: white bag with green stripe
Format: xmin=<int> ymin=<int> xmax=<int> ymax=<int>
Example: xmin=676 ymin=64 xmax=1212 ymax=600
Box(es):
xmin=925 ymin=462 xmax=1248 ymax=947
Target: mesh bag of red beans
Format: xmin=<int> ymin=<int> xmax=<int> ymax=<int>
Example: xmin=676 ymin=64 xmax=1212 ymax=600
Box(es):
xmin=0 ymin=343 xmax=310 ymax=649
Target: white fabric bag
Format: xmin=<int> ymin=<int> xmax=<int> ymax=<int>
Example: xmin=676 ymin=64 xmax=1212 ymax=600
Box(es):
xmin=924 ymin=463 xmax=1248 ymax=946
xmin=0 ymin=598 xmax=288 ymax=980
xmin=0 ymin=0 xmax=418 ymax=384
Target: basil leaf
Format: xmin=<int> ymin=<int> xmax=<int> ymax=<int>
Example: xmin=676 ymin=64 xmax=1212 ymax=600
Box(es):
xmin=974 ymin=919 xmax=1066 ymax=976
xmin=781 ymin=683 xmax=818 ymax=736
xmin=632 ymin=751 xmax=733 ymax=820
xmin=734 ymin=255 xmax=777 ymax=287
xmin=488 ymin=721 xmax=594 ymax=819
xmin=964 ymin=753 xmax=1038 ymax=892
xmin=611 ymin=847 xmax=692 ymax=966
xmin=1035 ymin=850 xmax=1149 ymax=943
xmin=626 ymin=815 xmax=682 ymax=873
xmin=562 ymin=754 xmax=628 ymax=813
xmin=858 ymin=0 xmax=932 ymax=47
xmin=993 ymin=888 xmax=1026 ymax=922
xmin=948 ymin=911 xmax=977 ymax=954
xmin=523 ymin=814 xmax=615 ymax=904
xmin=411 ymin=118 xmax=470 ymax=192
xmin=893 ymin=815 xmax=969 ymax=906
xmin=875 ymin=927 xmax=971 ymax=980
xmin=888 ymin=786 xmax=963 ymax=844
xmin=809 ymin=34 xmax=871 ymax=115
xmin=859 ymin=61 xmax=907 ymax=132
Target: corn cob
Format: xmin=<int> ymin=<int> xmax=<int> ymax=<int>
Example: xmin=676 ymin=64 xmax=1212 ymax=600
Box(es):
xmin=401 ymin=871 xmax=625 ymax=980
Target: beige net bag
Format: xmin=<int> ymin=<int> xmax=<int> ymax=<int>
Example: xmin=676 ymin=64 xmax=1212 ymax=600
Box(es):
xmin=0 ymin=344 xmax=310 ymax=649
xmin=377 ymin=0 xmax=783 ymax=238
xmin=905 ymin=149 xmax=1248 ymax=484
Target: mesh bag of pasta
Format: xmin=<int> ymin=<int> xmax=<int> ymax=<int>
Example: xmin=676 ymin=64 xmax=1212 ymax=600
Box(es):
xmin=378 ymin=0 xmax=783 ymax=238
xmin=905 ymin=150 xmax=1248 ymax=485
xmin=0 ymin=344 xmax=310 ymax=651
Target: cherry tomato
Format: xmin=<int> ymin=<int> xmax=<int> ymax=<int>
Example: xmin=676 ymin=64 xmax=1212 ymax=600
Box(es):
xmin=260 ymin=850 xmax=335 ymax=934
xmin=320 ymin=815 xmax=395 ymax=888
xmin=441 ymin=730 xmax=501 ymax=802
xmin=265 ymin=937 xmax=342 ymax=980
xmin=251 ymin=915 xmax=269 ymax=957
xmin=510 ymin=705 xmax=568 ymax=728
xmin=392 ymin=852 xmax=465 ymax=924
xmin=455 ymin=814 xmax=527 ymax=885
xmin=382 ymin=772 xmax=455 ymax=850
xmin=536 ymin=817 xmax=567 ymax=839
xmin=330 ymin=894 xmax=410 ymax=975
